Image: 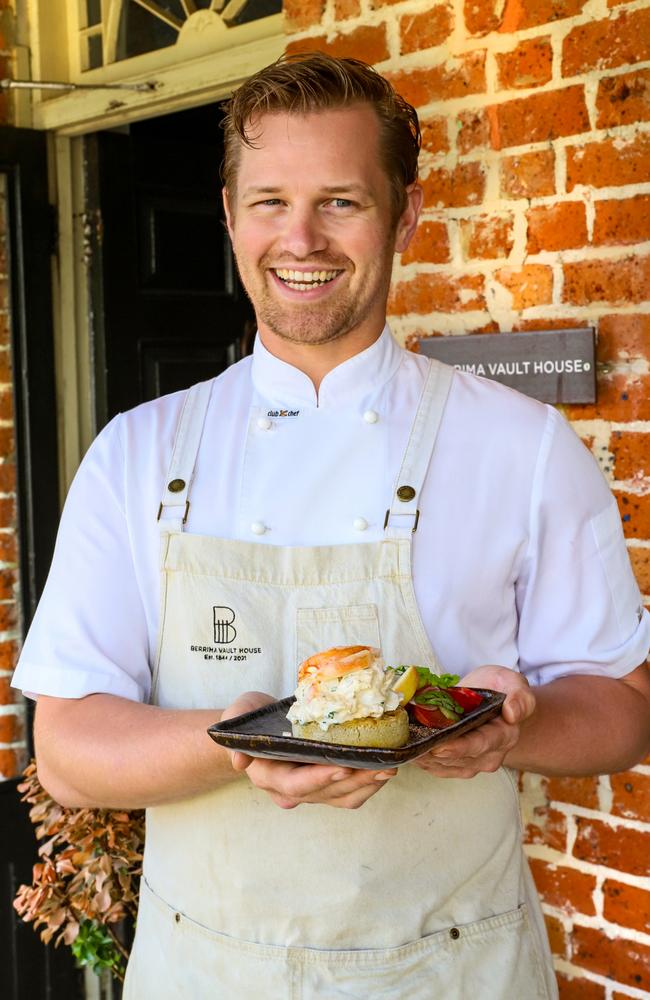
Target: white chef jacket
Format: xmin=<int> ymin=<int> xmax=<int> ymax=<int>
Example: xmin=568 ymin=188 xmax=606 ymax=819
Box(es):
xmin=12 ymin=327 xmax=649 ymax=702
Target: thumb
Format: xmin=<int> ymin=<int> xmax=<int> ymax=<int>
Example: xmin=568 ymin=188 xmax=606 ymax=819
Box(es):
xmin=502 ymin=685 xmax=536 ymax=725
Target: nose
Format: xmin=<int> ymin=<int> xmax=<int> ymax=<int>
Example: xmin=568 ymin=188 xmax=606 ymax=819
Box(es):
xmin=279 ymin=206 xmax=327 ymax=259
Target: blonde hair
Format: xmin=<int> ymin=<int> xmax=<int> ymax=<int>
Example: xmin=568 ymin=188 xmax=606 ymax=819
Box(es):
xmin=221 ymin=52 xmax=421 ymax=221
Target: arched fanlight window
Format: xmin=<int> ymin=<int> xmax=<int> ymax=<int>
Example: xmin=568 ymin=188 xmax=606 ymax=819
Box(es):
xmin=80 ymin=0 xmax=282 ymax=69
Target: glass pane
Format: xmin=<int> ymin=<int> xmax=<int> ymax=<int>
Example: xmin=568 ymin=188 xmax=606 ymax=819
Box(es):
xmin=116 ymin=3 xmax=178 ymax=61
xmin=86 ymin=0 xmax=102 ymax=26
xmin=229 ymin=0 xmax=281 ymax=26
xmin=87 ymin=32 xmax=104 ymax=69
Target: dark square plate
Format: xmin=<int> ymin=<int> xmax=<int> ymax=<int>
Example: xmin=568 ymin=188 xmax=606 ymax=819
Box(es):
xmin=207 ymin=689 xmax=506 ymax=769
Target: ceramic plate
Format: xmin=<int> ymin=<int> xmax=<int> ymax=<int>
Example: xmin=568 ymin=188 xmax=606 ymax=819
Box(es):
xmin=207 ymin=689 xmax=506 ymax=769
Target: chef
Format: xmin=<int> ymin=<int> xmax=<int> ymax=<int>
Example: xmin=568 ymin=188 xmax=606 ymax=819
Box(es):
xmin=13 ymin=53 xmax=650 ymax=999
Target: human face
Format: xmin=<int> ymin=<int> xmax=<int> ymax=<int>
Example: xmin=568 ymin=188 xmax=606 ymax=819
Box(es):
xmin=223 ymin=105 xmax=421 ymax=350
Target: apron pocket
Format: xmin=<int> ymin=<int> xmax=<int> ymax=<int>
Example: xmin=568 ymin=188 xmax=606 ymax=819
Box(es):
xmin=297 ymin=905 xmax=554 ymax=1000
xmin=124 ymin=878 xmax=292 ymax=1000
xmin=296 ymin=604 xmax=381 ymax=665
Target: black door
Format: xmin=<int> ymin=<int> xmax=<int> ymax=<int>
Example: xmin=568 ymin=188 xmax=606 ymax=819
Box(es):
xmin=0 ymin=127 xmax=82 ymax=999
xmin=89 ymin=102 xmax=254 ymax=425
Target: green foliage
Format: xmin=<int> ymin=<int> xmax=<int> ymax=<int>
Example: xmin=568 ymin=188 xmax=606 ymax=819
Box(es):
xmin=70 ymin=919 xmax=125 ymax=977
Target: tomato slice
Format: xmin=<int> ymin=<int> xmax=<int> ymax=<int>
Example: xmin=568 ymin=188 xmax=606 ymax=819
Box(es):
xmin=411 ymin=703 xmax=457 ymax=729
xmin=449 ymin=687 xmax=484 ymax=711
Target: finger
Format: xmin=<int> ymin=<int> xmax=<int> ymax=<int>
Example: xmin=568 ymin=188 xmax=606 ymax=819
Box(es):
xmin=430 ymin=720 xmax=519 ymax=762
xmin=220 ymin=691 xmax=276 ymax=723
xmin=502 ymin=686 xmax=536 ymax=725
xmin=277 ymin=778 xmax=393 ymax=810
xmin=230 ymin=750 xmax=255 ymax=772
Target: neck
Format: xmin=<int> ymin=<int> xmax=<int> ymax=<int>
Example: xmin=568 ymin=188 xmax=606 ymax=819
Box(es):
xmin=257 ymin=324 xmax=385 ymax=392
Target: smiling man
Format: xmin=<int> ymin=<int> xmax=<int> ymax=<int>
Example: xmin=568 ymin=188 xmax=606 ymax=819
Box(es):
xmin=13 ymin=54 xmax=650 ymax=999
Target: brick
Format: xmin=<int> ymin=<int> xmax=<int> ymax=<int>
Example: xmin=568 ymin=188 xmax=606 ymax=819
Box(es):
xmin=0 ymin=387 xmax=14 ymax=421
xmin=0 ymin=496 xmax=16 ymax=530
xmin=488 ymin=86 xmax=589 ymax=150
xmin=571 ymin=925 xmax=650 ymax=993
xmin=0 ymin=349 xmax=11 ymax=386
xmin=616 ymin=491 xmax=650 ymax=539
xmin=513 ymin=317 xmax=590 ymax=335
xmin=0 ymin=674 xmax=19 ymax=705
xmin=597 ymin=70 xmax=650 ymax=129
xmin=0 ymin=313 xmax=9 ymax=347
xmin=629 ymin=548 xmax=650 ymax=594
xmin=528 ymin=858 xmax=597 ymax=915
xmin=562 ymin=9 xmax=650 ymax=78
xmin=565 ymin=374 xmax=650 ymax=423
xmin=334 ymin=0 xmax=360 ymax=18
xmin=457 ymin=109 xmax=490 ymax=154
xmin=401 ymin=220 xmax=450 ymax=265
xmin=566 ymin=133 xmax=650 ymax=192
xmin=388 ymin=272 xmax=485 ymax=314
xmin=496 ymin=37 xmax=553 ymax=91
xmin=574 ymin=816 xmax=650 ymax=876
xmin=610 ymin=770 xmax=650 ymax=821
xmin=0 ymin=566 xmax=17 ymax=601
xmin=524 ymin=805 xmax=568 ymax=852
xmin=0 ymin=423 xmax=14 ymax=458
xmin=598 ymin=314 xmax=650 ymax=362
xmin=543 ymin=775 xmax=599 ymax=810
xmin=399 ymin=4 xmax=453 ymax=56
xmin=460 ymin=213 xmax=514 ymax=260
xmin=464 ymin=0 xmax=588 ymax=35
xmin=563 ymin=257 xmax=650 ymax=307
xmin=286 ymin=25 xmax=390 ymax=63
xmin=0 ymin=601 xmax=16 ymax=631
xmin=593 ymin=195 xmax=650 ymax=248
xmin=422 ymin=161 xmax=486 ymax=209
xmin=609 ymin=431 xmax=650 ymax=481
xmin=527 ymin=202 xmax=587 ymax=254
xmin=0 ymin=748 xmax=26 ymax=780
xmin=0 ymin=459 xmax=16 ymax=494
xmin=387 ymin=51 xmax=486 ymax=108
xmin=500 ymin=149 xmax=555 ymax=198
xmin=0 ymin=710 xmax=23 ymax=744
xmin=0 ymin=530 xmax=17 ymax=564
xmin=544 ymin=913 xmax=568 ymax=960
xmin=0 ymin=638 xmax=18 ymax=670
xmin=494 ymin=265 xmax=553 ymax=309
xmin=421 ymin=116 xmax=449 ymax=155
xmin=603 ymin=879 xmax=650 ymax=935
xmin=283 ymin=0 xmax=324 ymax=31
xmin=557 ymin=975 xmax=606 ymax=1000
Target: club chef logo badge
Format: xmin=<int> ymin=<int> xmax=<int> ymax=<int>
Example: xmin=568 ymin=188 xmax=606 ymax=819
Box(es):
xmin=213 ymin=606 xmax=237 ymax=644
xmin=189 ymin=607 xmax=262 ymax=662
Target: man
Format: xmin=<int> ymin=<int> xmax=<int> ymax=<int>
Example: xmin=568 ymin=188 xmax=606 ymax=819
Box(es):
xmin=13 ymin=53 xmax=650 ymax=999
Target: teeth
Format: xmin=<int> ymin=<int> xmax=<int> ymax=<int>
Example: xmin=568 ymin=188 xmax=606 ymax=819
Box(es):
xmin=274 ymin=268 xmax=340 ymax=287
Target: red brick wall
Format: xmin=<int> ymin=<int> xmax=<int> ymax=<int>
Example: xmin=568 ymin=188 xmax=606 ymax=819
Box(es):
xmin=286 ymin=1 xmax=650 ymax=995
xmin=0 ymin=0 xmax=26 ymax=782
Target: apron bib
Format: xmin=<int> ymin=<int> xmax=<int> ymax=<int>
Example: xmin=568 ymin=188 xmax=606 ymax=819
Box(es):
xmin=124 ymin=362 xmax=558 ymax=999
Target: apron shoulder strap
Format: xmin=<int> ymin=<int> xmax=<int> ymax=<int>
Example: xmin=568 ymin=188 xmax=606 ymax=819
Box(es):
xmin=384 ymin=359 xmax=454 ymax=540
xmin=157 ymin=379 xmax=214 ymax=534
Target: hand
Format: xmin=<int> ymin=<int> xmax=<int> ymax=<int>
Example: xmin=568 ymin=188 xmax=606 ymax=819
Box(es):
xmin=411 ymin=665 xmax=536 ymax=779
xmin=221 ymin=692 xmax=397 ymax=809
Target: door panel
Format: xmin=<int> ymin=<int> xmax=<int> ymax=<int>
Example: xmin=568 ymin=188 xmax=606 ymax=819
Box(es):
xmin=91 ymin=103 xmax=254 ymax=423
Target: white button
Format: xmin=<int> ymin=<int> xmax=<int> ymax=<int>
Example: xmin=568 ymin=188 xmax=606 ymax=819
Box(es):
xmin=257 ymin=417 xmax=272 ymax=431
xmin=363 ymin=410 xmax=379 ymax=424
xmin=353 ymin=517 xmax=368 ymax=531
xmin=251 ymin=521 xmax=267 ymax=535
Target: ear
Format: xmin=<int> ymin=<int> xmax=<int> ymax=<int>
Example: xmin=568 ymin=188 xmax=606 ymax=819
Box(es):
xmin=222 ymin=187 xmax=234 ymax=240
xmin=394 ymin=182 xmax=424 ymax=254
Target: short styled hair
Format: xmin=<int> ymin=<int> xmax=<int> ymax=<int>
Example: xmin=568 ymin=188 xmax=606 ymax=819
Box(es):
xmin=221 ymin=52 xmax=421 ymax=221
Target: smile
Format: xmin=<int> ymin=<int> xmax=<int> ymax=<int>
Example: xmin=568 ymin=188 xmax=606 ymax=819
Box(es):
xmin=273 ymin=268 xmax=342 ymax=291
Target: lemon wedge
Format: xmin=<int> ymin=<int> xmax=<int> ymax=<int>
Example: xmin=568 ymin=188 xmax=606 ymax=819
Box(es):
xmin=392 ymin=665 xmax=419 ymax=705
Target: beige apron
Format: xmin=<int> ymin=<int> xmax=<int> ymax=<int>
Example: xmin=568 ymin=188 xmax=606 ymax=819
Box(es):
xmin=123 ymin=361 xmax=558 ymax=999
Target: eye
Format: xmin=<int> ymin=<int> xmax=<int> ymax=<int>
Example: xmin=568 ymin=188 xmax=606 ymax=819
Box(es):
xmin=330 ymin=198 xmax=353 ymax=208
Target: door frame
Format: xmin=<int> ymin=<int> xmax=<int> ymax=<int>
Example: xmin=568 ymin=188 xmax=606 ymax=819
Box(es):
xmin=41 ymin=30 xmax=284 ymax=491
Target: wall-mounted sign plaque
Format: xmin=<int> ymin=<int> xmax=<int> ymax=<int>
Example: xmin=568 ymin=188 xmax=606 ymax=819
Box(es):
xmin=418 ymin=328 xmax=596 ymax=404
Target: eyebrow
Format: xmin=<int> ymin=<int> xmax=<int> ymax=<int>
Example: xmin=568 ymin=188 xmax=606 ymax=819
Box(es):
xmin=241 ymin=184 xmax=371 ymax=197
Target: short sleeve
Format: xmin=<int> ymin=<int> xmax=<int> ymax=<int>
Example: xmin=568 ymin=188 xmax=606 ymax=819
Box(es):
xmin=11 ymin=415 xmax=153 ymax=702
xmin=516 ymin=407 xmax=650 ymax=686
